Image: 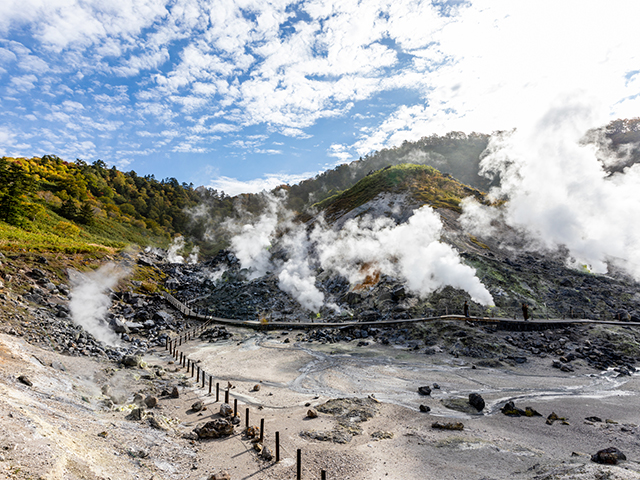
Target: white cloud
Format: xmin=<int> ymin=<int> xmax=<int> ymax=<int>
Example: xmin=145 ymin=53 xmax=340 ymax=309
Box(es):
xmin=208 ymin=171 xmax=316 ymax=196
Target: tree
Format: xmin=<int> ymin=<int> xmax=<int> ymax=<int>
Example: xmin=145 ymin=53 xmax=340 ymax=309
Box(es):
xmin=0 ymin=158 xmax=35 ymax=225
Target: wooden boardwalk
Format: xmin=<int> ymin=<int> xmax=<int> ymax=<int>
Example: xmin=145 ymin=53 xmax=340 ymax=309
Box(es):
xmin=162 ymin=292 xmax=640 ymax=331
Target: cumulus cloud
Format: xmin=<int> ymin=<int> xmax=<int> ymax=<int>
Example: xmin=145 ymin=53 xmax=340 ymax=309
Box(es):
xmin=1 ymin=0 xmax=638 ymax=184
xmin=209 ymin=171 xmax=315 ymax=196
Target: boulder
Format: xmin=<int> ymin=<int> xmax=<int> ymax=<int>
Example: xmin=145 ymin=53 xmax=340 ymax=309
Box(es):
xmin=121 ymin=355 xmax=142 ymax=368
xmin=261 ymin=445 xmax=273 ymax=461
xmin=591 ymin=447 xmax=626 ymax=465
xmin=18 ymin=375 xmax=33 ymax=387
xmin=192 ymin=401 xmax=204 ymax=412
xmin=170 ymin=386 xmax=180 ymax=398
xmin=307 ymin=409 xmax=318 ymax=419
xmin=419 ymin=405 xmax=430 ymax=413
xmin=195 ymin=419 xmax=234 ymax=439
xmin=468 ymin=393 xmax=485 ymax=412
xmin=251 ymin=384 xmax=261 ymax=392
xmin=219 ymin=403 xmax=233 ymax=417
xmin=144 ymin=396 xmax=158 ymax=408
xmin=418 ymin=386 xmax=431 ymax=396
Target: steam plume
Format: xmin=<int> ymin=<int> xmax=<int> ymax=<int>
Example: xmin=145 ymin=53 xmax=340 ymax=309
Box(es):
xmin=462 ymin=99 xmax=640 ymax=279
xmin=312 ymin=206 xmax=494 ymax=306
xmin=68 ymin=263 xmax=128 ymax=346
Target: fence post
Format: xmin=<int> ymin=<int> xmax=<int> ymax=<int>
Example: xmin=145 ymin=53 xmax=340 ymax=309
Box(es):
xmin=260 ymin=418 xmax=264 ymax=443
xmin=297 ymin=449 xmax=301 ymax=480
xmin=275 ymin=431 xmax=280 ymax=462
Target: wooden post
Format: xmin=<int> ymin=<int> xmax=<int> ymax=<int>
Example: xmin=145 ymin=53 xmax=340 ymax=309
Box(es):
xmin=297 ymin=449 xmax=301 ymax=480
xmin=234 ymin=398 xmax=238 ymax=417
xmin=275 ymin=431 xmax=280 ymax=462
xmin=321 ymin=470 xmax=326 ymax=480
xmin=209 ymin=376 xmax=212 ymax=395
xmin=225 ymin=388 xmax=229 ymax=404
xmin=216 ymin=383 xmax=219 ymax=402
xmin=246 ymin=407 xmax=249 ymax=427
xmin=201 ymin=370 xmax=205 ymax=388
xmin=260 ymin=418 xmax=264 ymax=443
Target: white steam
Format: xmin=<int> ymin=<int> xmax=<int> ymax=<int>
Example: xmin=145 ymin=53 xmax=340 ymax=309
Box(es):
xmin=462 ymin=99 xmax=640 ymax=279
xmin=277 ymin=225 xmax=326 ymax=312
xmin=166 ymin=236 xmax=199 ymax=264
xmin=312 ymin=206 xmax=494 ymax=306
xmin=68 ymin=263 xmax=128 ymax=346
xmin=167 ymin=236 xmax=186 ymax=263
xmin=225 ymin=194 xmax=290 ymax=279
xmin=227 ymin=195 xmax=494 ymax=310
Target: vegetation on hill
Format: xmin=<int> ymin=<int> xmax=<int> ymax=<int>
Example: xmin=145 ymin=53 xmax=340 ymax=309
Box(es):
xmin=0 ymin=155 xmax=210 ymax=253
xmin=2 ymin=119 xmax=637 ymax=256
xmin=315 ymin=164 xmax=485 ymax=221
xmin=278 ymin=131 xmax=492 ymax=213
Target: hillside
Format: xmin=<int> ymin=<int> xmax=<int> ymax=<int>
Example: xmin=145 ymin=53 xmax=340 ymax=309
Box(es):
xmin=0 ymin=156 xmax=208 ymax=254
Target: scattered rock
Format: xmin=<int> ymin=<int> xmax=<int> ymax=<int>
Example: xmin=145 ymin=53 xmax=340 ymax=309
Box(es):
xmin=18 ymin=375 xmax=32 ymax=387
xmin=194 ymin=419 xmax=234 ymax=439
xmin=170 ymin=386 xmax=180 ymax=398
xmin=126 ymin=407 xmax=144 ymax=421
xmin=260 ymin=445 xmax=273 ymax=461
xmin=209 ymin=471 xmax=231 ymax=480
xmin=121 ymin=355 xmax=142 ymax=368
xmin=192 ymin=400 xmax=204 ymax=412
xmin=219 ymin=403 xmax=233 ymax=417
xmin=418 ymin=386 xmax=431 ymax=396
xmin=468 ymin=393 xmax=485 ymax=412
xmin=251 ymin=384 xmax=260 ymax=392
xmin=307 ymin=408 xmax=318 ymax=419
xmin=591 ymin=447 xmax=626 ymax=465
xmin=585 ymin=416 xmax=602 ymax=423
xmin=431 ymin=421 xmax=464 ymax=431
xmin=371 ymin=431 xmax=394 ymax=440
xmin=419 ymin=405 xmax=430 ymax=413
xmin=245 ymin=425 xmax=260 ymax=438
xmin=546 ymin=412 xmax=569 ymax=425
xmin=144 ymin=396 xmax=158 ymax=408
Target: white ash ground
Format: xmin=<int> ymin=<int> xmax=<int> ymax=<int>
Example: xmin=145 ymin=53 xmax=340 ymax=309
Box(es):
xmin=1 ymin=327 xmax=639 ymax=480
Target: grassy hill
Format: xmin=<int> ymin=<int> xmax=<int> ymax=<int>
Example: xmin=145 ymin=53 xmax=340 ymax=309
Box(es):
xmin=0 ymin=155 xmax=205 ymax=254
xmin=314 ymin=164 xmax=486 ymax=222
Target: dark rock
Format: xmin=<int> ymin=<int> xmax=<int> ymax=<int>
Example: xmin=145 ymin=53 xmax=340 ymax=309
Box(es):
xmin=307 ymin=409 xmax=318 ymax=419
xmin=144 ymin=396 xmax=158 ymax=408
xmin=219 ymin=403 xmax=233 ymax=417
xmin=501 ymin=401 xmax=526 ymax=417
xmin=468 ymin=393 xmax=485 ymax=412
xmin=121 ymin=355 xmax=142 ymax=368
xmin=431 ymin=421 xmax=464 ymax=430
xmin=170 ymin=387 xmax=180 ymax=398
xmin=192 ymin=401 xmax=204 ymax=412
xmin=209 ymin=471 xmax=231 ymax=480
xmin=585 ymin=416 xmax=602 ymax=423
xmin=195 ymin=419 xmax=234 ymax=439
xmin=591 ymin=447 xmax=626 ymax=465
xmin=418 ymin=386 xmax=431 ymax=396
xmin=261 ymin=445 xmax=273 ymax=461
xmin=127 ymin=407 xmax=144 ymax=421
xmin=419 ymin=405 xmax=430 ymax=413
xmin=18 ymin=375 xmax=32 ymax=387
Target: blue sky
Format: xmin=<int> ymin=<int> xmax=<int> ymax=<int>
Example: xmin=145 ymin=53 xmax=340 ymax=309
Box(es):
xmin=1 ymin=0 xmax=638 ymax=195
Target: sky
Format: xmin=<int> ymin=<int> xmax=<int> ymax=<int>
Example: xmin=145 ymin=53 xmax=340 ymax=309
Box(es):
xmin=0 ymin=0 xmax=639 ymax=195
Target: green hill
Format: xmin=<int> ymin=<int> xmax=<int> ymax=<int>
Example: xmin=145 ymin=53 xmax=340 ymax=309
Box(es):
xmin=314 ymin=164 xmax=486 ymax=222
xmin=0 ymin=155 xmax=206 ymax=253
